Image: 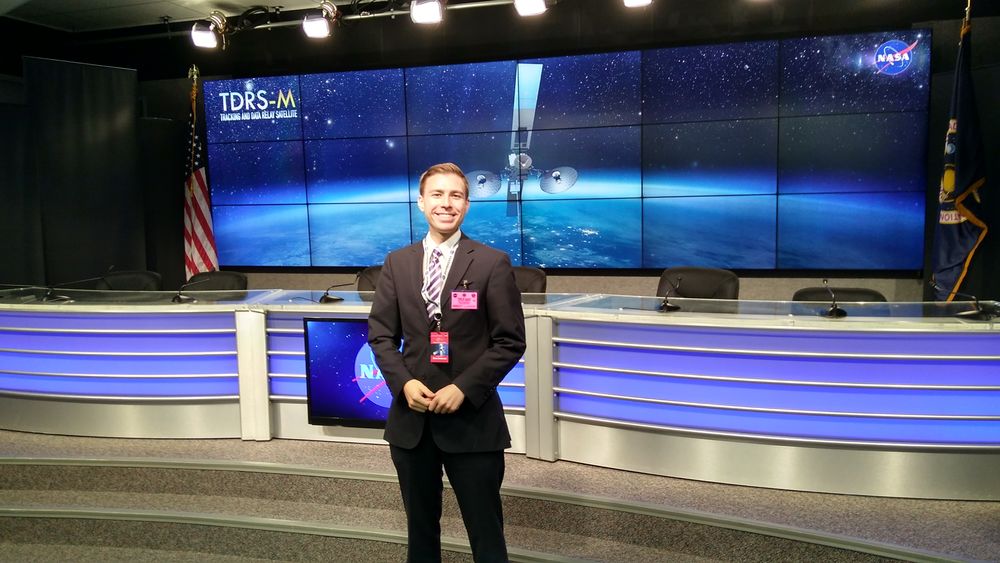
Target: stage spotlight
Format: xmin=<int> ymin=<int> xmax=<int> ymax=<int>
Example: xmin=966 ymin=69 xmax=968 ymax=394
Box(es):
xmin=410 ymin=0 xmax=444 ymax=24
xmin=514 ymin=0 xmax=546 ymax=16
xmin=624 ymin=0 xmax=652 ymax=7
xmin=191 ymin=10 xmax=228 ymax=49
xmin=303 ymin=1 xmax=339 ymax=38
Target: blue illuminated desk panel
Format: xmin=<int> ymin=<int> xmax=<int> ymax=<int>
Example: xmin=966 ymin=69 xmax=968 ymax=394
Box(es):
xmin=1 ymin=290 xmax=998 ymax=498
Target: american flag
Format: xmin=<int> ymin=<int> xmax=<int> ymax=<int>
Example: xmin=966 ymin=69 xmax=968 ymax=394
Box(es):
xmin=183 ymin=65 xmax=219 ymax=280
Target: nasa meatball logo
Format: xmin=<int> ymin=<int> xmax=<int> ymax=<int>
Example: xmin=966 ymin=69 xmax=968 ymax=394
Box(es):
xmin=353 ymin=343 xmax=392 ymax=408
xmin=873 ymin=39 xmax=917 ymax=76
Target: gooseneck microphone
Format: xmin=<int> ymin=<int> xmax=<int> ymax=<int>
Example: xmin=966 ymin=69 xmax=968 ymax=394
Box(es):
xmin=659 ymin=275 xmax=682 ymax=312
xmin=821 ymin=279 xmax=847 ymax=319
xmin=319 ymin=275 xmax=360 ymax=304
xmin=40 ymin=274 xmax=111 ymax=303
xmin=930 ymin=279 xmax=998 ymax=321
xmin=171 ymin=276 xmax=217 ymax=304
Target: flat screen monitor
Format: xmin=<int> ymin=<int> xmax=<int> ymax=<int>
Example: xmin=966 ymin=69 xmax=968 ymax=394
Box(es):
xmin=304 ymin=317 xmax=390 ymax=427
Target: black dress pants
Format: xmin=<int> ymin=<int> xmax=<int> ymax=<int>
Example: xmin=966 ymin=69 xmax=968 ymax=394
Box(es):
xmin=390 ymin=426 xmax=507 ymax=563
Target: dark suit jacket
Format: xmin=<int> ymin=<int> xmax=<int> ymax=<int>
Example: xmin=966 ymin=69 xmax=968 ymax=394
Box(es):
xmin=368 ymin=235 xmax=526 ymax=452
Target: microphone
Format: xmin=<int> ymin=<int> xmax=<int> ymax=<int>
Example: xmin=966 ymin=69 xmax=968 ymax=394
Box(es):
xmin=821 ymin=279 xmax=847 ymax=319
xmin=40 ymin=274 xmax=111 ymax=303
xmin=658 ymin=275 xmax=681 ymax=312
xmin=171 ymin=276 xmax=217 ymax=304
xmin=318 ymin=274 xmax=360 ymax=304
xmin=929 ymin=279 xmax=998 ymax=321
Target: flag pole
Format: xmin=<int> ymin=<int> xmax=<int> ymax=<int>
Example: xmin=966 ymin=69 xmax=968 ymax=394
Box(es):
xmin=187 ymin=65 xmax=199 ymax=178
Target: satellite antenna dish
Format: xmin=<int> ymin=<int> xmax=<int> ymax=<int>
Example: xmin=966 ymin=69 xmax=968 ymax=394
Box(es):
xmin=466 ymin=170 xmax=501 ymax=198
xmin=539 ymin=166 xmax=578 ymax=194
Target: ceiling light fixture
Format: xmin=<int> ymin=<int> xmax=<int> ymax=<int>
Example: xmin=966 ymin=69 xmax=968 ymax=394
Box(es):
xmin=302 ymin=1 xmax=340 ymax=38
xmin=410 ymin=0 xmax=445 ymax=24
xmin=191 ymin=10 xmax=228 ymax=49
xmin=514 ymin=0 xmax=547 ymax=16
xmin=623 ymin=0 xmax=652 ymax=7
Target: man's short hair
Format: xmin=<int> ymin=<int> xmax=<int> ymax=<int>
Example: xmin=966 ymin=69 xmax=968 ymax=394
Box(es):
xmin=419 ymin=162 xmax=469 ymax=198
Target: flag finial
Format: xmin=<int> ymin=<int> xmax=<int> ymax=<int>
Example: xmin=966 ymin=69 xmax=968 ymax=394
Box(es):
xmin=188 ymin=64 xmax=200 ymax=81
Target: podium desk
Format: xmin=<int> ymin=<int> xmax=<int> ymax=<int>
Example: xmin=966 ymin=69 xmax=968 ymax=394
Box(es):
xmin=2 ymin=288 xmax=998 ymax=499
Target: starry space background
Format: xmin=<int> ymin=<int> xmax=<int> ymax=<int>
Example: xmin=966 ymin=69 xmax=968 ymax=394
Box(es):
xmin=524 ymin=51 xmax=642 ymax=130
xmin=642 ymin=120 xmax=778 ymax=197
xmin=208 ymin=141 xmax=306 ymax=204
xmin=305 ymin=137 xmax=410 ymax=203
xmin=304 ymin=319 xmax=389 ymax=425
xmin=300 ymin=69 xmax=407 ymax=139
xmin=405 ymin=61 xmax=516 ymax=135
xmin=203 ymin=29 xmax=931 ymax=270
xmin=778 ymin=112 xmax=928 ymax=194
xmin=642 ymin=41 xmax=779 ymax=123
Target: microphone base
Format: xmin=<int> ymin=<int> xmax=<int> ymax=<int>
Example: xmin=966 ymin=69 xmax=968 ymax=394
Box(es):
xmin=822 ymin=306 xmax=847 ymax=319
xmin=954 ymin=308 xmax=995 ymax=321
xmin=172 ymin=293 xmax=197 ymax=304
xmin=41 ymin=293 xmax=73 ymax=303
xmin=658 ymin=300 xmax=680 ymax=312
xmin=319 ymin=294 xmax=344 ymax=304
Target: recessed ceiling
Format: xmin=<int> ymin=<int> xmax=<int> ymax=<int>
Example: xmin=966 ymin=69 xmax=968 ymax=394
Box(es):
xmin=2 ymin=0 xmax=321 ymax=32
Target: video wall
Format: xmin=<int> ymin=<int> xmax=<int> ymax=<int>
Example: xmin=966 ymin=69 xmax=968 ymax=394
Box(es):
xmin=204 ymin=29 xmax=930 ymax=270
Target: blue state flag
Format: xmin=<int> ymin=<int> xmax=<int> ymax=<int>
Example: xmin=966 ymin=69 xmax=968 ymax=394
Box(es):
xmin=931 ymin=19 xmax=988 ymax=301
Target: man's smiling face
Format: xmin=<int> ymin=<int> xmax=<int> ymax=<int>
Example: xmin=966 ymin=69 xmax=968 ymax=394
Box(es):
xmin=418 ymin=172 xmax=469 ymax=243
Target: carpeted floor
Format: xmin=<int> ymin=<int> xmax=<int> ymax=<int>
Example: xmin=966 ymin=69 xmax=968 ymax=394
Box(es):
xmin=1 ymin=429 xmax=998 ymax=561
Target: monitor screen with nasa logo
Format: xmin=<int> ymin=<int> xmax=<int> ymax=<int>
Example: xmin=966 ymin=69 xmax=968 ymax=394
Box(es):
xmin=304 ymin=318 xmax=390 ymax=428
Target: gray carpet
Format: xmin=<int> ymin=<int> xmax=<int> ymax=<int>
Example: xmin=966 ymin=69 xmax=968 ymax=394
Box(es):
xmin=1 ymin=430 xmax=998 ymax=561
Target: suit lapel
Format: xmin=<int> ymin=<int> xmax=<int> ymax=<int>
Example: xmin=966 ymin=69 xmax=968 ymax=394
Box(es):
xmin=441 ymin=237 xmax=474 ymax=312
xmin=407 ymin=242 xmax=425 ymax=311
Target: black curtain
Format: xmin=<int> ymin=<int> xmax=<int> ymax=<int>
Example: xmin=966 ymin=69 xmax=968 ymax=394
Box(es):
xmin=962 ymin=62 xmax=1000 ymax=299
xmin=0 ymin=103 xmax=45 ymax=285
xmin=139 ymin=117 xmax=186 ymax=291
xmin=24 ymin=57 xmax=144 ymax=285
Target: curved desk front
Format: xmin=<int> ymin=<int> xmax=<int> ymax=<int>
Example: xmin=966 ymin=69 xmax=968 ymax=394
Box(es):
xmin=1 ymin=288 xmax=997 ymax=499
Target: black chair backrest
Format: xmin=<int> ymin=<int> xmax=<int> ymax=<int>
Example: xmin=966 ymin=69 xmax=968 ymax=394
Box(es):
xmin=188 ymin=271 xmax=248 ymax=291
xmin=513 ymin=266 xmax=546 ymax=293
xmin=95 ymin=270 xmax=162 ymax=291
xmin=792 ymin=287 xmax=887 ymax=302
xmin=657 ymin=267 xmax=739 ymax=299
xmin=357 ymin=266 xmax=382 ymax=291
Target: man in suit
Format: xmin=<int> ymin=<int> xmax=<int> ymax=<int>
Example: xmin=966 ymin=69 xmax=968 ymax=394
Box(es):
xmin=368 ymin=162 xmax=526 ymax=562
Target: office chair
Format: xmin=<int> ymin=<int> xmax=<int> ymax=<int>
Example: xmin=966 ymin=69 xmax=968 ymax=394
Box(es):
xmin=357 ymin=266 xmax=382 ymax=291
xmin=792 ymin=287 xmax=887 ymax=302
xmin=513 ymin=266 xmax=547 ymax=293
xmin=188 ymin=271 xmax=248 ymax=291
xmin=95 ymin=270 xmax=162 ymax=291
xmin=657 ymin=267 xmax=739 ymax=299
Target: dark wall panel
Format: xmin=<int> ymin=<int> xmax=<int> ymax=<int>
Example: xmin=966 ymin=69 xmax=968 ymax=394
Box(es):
xmin=0 ymin=104 xmax=44 ymax=285
xmin=139 ymin=117 xmax=185 ymax=290
xmin=24 ymin=57 xmax=144 ymax=284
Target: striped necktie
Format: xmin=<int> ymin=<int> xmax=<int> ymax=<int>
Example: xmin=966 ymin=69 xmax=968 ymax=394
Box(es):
xmin=423 ymin=248 xmax=443 ymax=320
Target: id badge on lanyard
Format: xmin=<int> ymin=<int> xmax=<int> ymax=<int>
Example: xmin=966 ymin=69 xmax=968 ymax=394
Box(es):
xmin=430 ymin=313 xmax=449 ymax=364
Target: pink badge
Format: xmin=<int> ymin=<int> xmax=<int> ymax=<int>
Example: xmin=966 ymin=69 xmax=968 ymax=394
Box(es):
xmin=451 ymin=290 xmax=478 ymax=310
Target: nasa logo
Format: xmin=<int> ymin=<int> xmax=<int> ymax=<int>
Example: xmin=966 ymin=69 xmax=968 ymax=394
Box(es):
xmin=217 ymin=80 xmax=297 ymax=112
xmin=874 ymin=39 xmax=918 ymax=76
xmin=353 ymin=343 xmax=392 ymax=408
